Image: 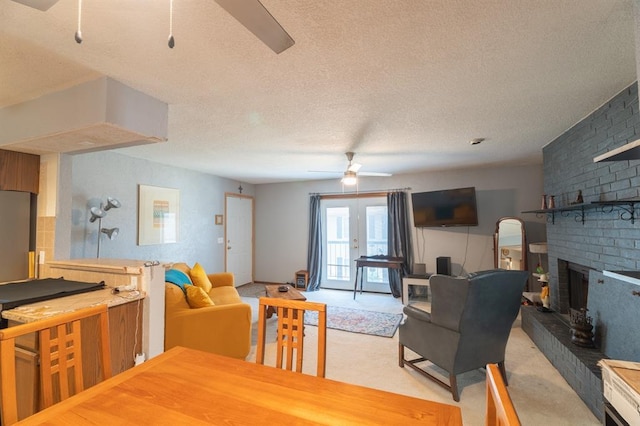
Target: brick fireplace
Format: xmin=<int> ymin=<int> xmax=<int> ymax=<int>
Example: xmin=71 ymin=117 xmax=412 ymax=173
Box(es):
xmin=522 ymin=83 xmax=640 ymax=422
xmin=557 ymin=260 xmax=592 ymax=313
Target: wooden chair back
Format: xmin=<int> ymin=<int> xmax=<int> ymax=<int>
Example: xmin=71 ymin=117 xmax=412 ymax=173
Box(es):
xmin=485 ymin=363 xmax=521 ymax=426
xmin=0 ymin=305 xmax=111 ymax=425
xmin=256 ymin=297 xmax=327 ymax=377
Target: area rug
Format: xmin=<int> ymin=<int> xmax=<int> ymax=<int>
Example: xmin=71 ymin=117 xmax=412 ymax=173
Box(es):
xmin=304 ymin=306 xmax=403 ymax=338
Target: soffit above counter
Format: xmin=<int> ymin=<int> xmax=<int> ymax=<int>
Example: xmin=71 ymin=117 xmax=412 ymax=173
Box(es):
xmin=0 ymin=77 xmax=168 ymax=156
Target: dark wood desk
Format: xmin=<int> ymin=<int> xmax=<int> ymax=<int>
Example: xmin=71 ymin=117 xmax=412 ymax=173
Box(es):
xmin=353 ymin=256 xmax=404 ymax=299
xmin=17 ymin=346 xmax=463 ymax=425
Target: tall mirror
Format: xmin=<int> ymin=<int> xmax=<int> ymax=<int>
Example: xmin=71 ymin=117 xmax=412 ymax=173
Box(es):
xmin=494 ymin=217 xmax=527 ymax=270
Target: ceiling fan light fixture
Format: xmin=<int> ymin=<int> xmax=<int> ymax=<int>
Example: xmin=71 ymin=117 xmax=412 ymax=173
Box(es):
xmin=342 ymin=171 xmax=357 ymax=186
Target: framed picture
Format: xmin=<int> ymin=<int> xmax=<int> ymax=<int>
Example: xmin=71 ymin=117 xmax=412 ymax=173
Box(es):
xmin=138 ymin=185 xmax=179 ymax=245
xmin=215 ymin=214 xmax=223 ymax=225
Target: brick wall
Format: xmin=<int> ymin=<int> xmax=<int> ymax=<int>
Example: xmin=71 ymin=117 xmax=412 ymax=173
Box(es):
xmin=544 ymin=83 xmax=639 ymax=278
xmin=525 ymin=82 xmax=640 ymax=421
xmin=542 ymin=81 xmax=640 ymax=350
xmin=543 ymin=84 xmax=640 ymax=285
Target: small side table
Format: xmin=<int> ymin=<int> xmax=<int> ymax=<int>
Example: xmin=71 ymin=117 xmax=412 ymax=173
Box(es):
xmin=294 ymin=270 xmax=309 ymax=290
xmin=402 ymin=275 xmax=431 ymax=305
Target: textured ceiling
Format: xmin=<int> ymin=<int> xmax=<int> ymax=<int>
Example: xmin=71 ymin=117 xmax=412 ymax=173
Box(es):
xmin=0 ymin=0 xmax=637 ymax=184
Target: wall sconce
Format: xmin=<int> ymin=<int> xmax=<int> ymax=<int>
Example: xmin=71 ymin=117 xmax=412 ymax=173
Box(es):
xmin=90 ymin=197 xmax=121 ymax=258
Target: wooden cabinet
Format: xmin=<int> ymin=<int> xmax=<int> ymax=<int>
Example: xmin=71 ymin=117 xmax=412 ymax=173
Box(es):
xmin=12 ymin=300 xmax=143 ymax=420
xmin=0 ymin=149 xmax=40 ymax=194
xmin=294 ymin=270 xmax=309 ymax=290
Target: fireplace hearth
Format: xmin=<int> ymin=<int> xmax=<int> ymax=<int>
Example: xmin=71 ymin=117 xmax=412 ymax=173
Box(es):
xmin=522 ymin=306 xmax=606 ymax=421
xmin=569 ymin=308 xmax=595 ymax=348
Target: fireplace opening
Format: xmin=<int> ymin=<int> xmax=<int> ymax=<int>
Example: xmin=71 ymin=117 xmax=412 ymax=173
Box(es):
xmin=568 ymin=262 xmax=590 ymax=311
xmin=556 ymin=259 xmax=593 ymax=313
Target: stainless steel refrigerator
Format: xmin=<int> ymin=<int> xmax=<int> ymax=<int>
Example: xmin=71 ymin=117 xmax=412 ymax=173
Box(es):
xmin=0 ymin=190 xmax=32 ymax=282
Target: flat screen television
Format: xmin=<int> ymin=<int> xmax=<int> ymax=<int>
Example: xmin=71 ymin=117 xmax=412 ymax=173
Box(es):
xmin=411 ymin=187 xmax=478 ymax=227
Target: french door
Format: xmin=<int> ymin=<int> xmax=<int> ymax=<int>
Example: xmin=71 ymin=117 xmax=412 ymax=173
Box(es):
xmin=321 ymin=197 xmax=389 ymax=293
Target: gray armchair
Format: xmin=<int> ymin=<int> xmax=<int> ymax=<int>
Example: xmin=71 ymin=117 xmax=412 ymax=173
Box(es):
xmin=398 ymin=269 xmax=528 ymax=401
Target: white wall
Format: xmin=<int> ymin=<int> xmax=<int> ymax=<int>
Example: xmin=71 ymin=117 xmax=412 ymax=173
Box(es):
xmin=59 ymin=151 xmax=254 ymax=273
xmin=254 ymin=163 xmax=545 ymax=284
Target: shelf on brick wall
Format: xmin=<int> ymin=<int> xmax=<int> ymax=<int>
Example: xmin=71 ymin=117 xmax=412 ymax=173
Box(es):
xmin=522 ymin=200 xmax=640 ymax=225
xmin=522 ymin=203 xmax=590 ymax=224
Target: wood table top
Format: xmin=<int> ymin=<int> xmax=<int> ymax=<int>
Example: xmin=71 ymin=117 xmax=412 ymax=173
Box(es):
xmin=265 ymin=284 xmax=307 ymax=301
xmin=17 ymin=346 xmax=462 ymax=425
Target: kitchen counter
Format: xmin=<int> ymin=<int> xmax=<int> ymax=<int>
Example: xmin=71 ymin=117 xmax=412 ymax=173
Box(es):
xmin=1 ymin=287 xmax=144 ymax=324
xmin=43 ymin=258 xmax=165 ymax=360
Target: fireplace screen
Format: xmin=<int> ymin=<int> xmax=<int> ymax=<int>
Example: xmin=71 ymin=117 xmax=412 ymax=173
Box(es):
xmin=568 ymin=262 xmax=590 ymax=311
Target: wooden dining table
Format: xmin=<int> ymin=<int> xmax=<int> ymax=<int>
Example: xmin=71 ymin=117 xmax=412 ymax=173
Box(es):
xmin=16 ymin=346 xmax=462 ymax=425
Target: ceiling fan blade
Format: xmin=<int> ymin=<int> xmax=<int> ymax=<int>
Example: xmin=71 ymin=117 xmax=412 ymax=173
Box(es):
xmin=359 ymin=172 xmax=393 ymax=177
xmin=11 ymin=0 xmax=59 ymax=11
xmin=214 ymin=0 xmax=295 ymax=54
xmin=348 ymin=162 xmax=362 ymax=173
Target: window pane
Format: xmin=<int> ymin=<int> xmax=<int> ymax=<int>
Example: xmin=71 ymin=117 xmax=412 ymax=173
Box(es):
xmin=366 ymin=206 xmax=388 ymax=283
xmin=326 ymin=207 xmax=350 ymax=281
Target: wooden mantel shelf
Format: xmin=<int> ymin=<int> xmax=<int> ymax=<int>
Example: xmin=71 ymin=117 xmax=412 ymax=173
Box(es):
xmin=523 ymin=200 xmax=640 ymax=224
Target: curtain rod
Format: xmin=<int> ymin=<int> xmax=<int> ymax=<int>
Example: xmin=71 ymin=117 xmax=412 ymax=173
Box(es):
xmin=309 ymin=187 xmax=411 ymax=196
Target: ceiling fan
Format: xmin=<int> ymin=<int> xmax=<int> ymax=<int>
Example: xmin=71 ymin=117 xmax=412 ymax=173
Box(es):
xmin=10 ymin=0 xmax=295 ymax=54
xmin=311 ymin=152 xmax=392 ymax=185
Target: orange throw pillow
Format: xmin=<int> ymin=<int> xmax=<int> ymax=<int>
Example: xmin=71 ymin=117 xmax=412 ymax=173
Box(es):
xmin=185 ymin=285 xmax=214 ymax=308
xmin=190 ymin=262 xmax=213 ymax=294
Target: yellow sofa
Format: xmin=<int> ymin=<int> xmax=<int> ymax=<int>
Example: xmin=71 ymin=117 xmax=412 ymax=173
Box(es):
xmin=164 ymin=263 xmax=252 ymax=359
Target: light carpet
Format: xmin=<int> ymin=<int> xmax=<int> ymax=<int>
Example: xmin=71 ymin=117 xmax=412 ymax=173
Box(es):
xmin=237 ymin=283 xmax=402 ymax=337
xmin=304 ymin=306 xmax=403 ymax=338
xmin=241 ymin=288 xmax=600 ymax=426
xmin=236 ymin=282 xmax=267 ymax=298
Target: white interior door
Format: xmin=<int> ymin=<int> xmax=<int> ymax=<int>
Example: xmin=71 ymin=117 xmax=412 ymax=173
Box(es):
xmin=321 ymin=197 xmax=389 ymax=293
xmin=225 ymin=195 xmax=253 ymax=286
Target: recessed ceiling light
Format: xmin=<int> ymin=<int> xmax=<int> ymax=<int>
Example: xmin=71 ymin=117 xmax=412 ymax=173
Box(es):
xmin=469 ymin=138 xmax=485 ymax=145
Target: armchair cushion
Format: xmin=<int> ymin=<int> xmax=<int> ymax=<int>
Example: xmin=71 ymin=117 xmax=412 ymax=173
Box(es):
xmin=403 ymin=305 xmax=431 ymax=323
xmin=185 ymin=285 xmax=215 ymax=308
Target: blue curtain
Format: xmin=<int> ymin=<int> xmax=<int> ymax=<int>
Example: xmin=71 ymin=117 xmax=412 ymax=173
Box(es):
xmin=387 ymin=191 xmax=413 ymax=298
xmin=306 ymin=195 xmax=322 ymax=291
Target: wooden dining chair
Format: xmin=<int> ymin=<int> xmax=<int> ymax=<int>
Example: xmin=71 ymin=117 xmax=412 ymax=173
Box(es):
xmin=485 ymin=363 xmax=521 ymax=426
xmin=0 ymin=304 xmax=111 ymax=425
xmin=256 ymin=297 xmax=327 ymax=377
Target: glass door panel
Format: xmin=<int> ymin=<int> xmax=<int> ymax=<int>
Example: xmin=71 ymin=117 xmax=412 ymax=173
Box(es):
xmin=321 ymin=197 xmax=389 ymax=292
